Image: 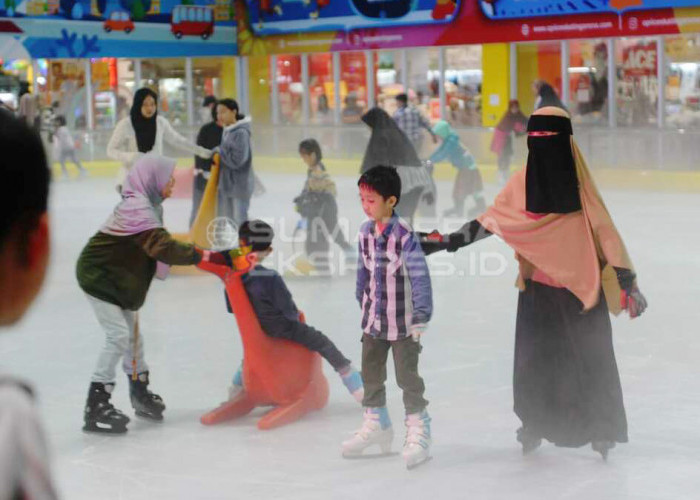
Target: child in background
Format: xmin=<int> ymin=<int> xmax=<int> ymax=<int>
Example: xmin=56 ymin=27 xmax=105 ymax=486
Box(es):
xmin=294 ymin=139 xmax=354 ymax=272
xmin=491 ymin=100 xmax=528 ymax=185
xmin=224 ymin=220 xmax=363 ymax=402
xmin=53 ymin=115 xmax=87 ymax=179
xmin=76 ymin=155 xmax=226 ymax=434
xmin=343 ymin=166 xmax=433 ymax=470
xmin=430 ymin=120 xmax=486 ymax=218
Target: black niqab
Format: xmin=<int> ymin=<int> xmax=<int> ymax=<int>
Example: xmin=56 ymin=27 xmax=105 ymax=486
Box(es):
xmin=525 ymin=114 xmax=581 ymax=214
xmin=360 ymin=107 xmax=422 ymax=173
xmin=130 ymin=88 xmax=158 ymax=153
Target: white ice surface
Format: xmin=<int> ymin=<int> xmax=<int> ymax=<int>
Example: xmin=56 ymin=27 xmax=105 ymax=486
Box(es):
xmin=2 ymin=171 xmax=700 ymax=500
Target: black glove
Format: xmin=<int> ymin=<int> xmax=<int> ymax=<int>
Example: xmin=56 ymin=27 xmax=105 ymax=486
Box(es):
xmin=418 ymin=231 xmax=467 ymax=255
xmin=621 ymin=286 xmax=648 ymax=318
xmin=445 ymin=232 xmax=466 ymax=252
xmin=417 ymin=231 xmax=448 ymax=256
xmin=614 ymin=267 xmax=647 ymax=318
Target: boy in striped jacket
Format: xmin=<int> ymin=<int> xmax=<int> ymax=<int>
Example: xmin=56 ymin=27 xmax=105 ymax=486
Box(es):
xmin=342 ymin=165 xmax=433 ymax=469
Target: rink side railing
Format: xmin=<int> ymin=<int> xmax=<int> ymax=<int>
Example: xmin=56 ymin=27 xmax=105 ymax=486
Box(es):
xmin=69 ymin=125 xmax=700 ymax=172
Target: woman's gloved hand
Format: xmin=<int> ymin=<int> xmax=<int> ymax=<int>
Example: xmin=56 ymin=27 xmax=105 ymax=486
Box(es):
xmin=620 ymin=285 xmax=648 ymax=319
xmin=417 ymin=230 xmax=466 ymax=255
xmin=417 ymin=231 xmax=447 ymax=256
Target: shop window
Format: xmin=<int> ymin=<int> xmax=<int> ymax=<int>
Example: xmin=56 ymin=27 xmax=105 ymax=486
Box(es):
xmin=192 ymin=57 xmax=228 ymax=126
xmin=568 ymin=39 xmax=609 ymax=125
xmin=516 ymin=41 xmax=562 ymax=114
xmin=48 ymin=60 xmax=88 ymax=129
xmin=141 ymin=58 xmax=188 ymax=126
xmin=406 ymin=47 xmax=440 ymax=121
xmin=445 ymin=45 xmax=482 ymax=127
xmin=615 ymin=38 xmax=658 ymax=127
xmin=376 ymin=50 xmax=404 ymax=116
xmin=277 ymin=55 xmax=302 ymax=124
xmin=664 ymin=34 xmax=700 ymax=129
xmin=309 ymin=53 xmax=334 ymax=125
xmin=339 ymin=51 xmax=367 ymax=125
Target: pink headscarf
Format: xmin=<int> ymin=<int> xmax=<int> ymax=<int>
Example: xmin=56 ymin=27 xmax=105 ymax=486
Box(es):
xmin=477 ymin=107 xmax=634 ymax=313
xmin=101 ymin=154 xmax=176 ymax=236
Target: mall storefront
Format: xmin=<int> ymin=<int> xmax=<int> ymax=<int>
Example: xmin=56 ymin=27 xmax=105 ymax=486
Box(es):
xmin=3 ymin=36 xmax=700 ymax=168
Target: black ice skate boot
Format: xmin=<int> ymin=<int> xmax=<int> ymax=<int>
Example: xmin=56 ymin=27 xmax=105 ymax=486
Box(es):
xmin=83 ymin=382 xmax=130 ymax=434
xmin=516 ymin=426 xmax=542 ymax=455
xmin=129 ymin=371 xmax=166 ymax=422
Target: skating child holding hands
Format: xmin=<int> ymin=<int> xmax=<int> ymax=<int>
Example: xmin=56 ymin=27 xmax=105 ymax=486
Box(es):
xmin=76 ymin=154 xmax=226 ymax=434
xmin=343 ymin=165 xmax=433 ymax=469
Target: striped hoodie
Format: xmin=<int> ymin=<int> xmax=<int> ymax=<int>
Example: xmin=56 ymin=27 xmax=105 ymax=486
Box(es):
xmin=356 ymin=212 xmax=433 ymax=340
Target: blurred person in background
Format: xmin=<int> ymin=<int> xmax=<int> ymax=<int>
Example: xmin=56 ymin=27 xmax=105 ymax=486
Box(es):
xmin=393 ymin=92 xmax=437 ymax=156
xmin=491 ymin=100 xmax=528 ymax=185
xmin=0 ymin=112 xmax=59 ymax=500
xmin=191 ymin=99 xmax=223 ymax=227
xmin=198 ymin=95 xmax=217 ymax=125
xmin=53 ymin=115 xmax=87 ymax=180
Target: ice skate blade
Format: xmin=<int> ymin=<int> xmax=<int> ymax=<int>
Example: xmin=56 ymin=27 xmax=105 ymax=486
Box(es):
xmin=406 ymin=455 xmax=433 ymax=470
xmin=342 ymin=451 xmax=399 ymax=460
xmin=521 ymin=438 xmax=542 ymax=456
xmin=135 ymin=410 xmax=164 ymax=422
xmin=82 ymin=422 xmax=128 ymax=435
xmin=592 ymin=441 xmax=614 ymax=461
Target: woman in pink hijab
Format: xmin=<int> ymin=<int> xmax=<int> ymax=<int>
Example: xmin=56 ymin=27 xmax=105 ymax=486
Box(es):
xmin=420 ymin=107 xmax=648 ymax=460
xmin=76 ymin=155 xmax=226 ymax=435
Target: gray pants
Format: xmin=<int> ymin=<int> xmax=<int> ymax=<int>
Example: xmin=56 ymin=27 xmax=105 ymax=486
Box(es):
xmin=218 ymin=195 xmax=250 ymax=228
xmin=58 ymin=150 xmax=85 ymax=176
xmin=87 ymin=295 xmax=148 ymax=384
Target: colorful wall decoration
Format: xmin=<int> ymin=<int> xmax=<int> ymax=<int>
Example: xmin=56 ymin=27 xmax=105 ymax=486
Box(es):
xmin=0 ymin=0 xmax=236 ymax=58
xmin=237 ymin=0 xmax=700 ymax=55
xmin=246 ymin=0 xmax=461 ymax=36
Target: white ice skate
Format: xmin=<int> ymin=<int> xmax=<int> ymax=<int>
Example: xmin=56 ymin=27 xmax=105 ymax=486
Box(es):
xmin=342 ymin=408 xmax=395 ymax=458
xmin=402 ymin=410 xmax=432 ymax=469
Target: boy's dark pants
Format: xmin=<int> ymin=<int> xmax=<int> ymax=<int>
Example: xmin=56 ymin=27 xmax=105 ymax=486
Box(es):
xmin=266 ymin=321 xmax=351 ymax=372
xmin=361 ymin=334 xmax=428 ymax=415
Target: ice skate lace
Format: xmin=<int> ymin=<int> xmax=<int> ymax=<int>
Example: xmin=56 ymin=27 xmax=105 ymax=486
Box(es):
xmin=356 ymin=415 xmax=381 ymax=440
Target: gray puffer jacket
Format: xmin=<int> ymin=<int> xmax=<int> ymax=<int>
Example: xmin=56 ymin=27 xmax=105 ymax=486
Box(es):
xmin=218 ymin=117 xmax=253 ymax=200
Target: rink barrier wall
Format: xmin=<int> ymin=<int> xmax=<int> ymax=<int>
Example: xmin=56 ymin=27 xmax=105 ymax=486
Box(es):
xmin=53 ymin=157 xmax=700 ymax=193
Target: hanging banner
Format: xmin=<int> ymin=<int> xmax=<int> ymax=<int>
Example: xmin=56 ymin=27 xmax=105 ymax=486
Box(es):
xmin=246 ymin=0 xmax=461 ymax=36
xmin=479 ymin=0 xmax=700 ymax=20
xmin=0 ymin=0 xmax=236 ymax=59
xmin=237 ymin=0 xmax=700 ymax=55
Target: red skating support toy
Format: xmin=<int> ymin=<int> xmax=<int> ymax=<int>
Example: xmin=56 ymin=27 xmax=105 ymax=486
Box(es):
xmin=198 ymin=253 xmax=329 ymax=430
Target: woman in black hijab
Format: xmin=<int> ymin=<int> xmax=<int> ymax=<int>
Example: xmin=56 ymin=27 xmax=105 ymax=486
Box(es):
xmin=108 ymin=87 xmax=212 ymax=192
xmin=130 ymin=88 xmax=158 ymax=153
xmin=361 ymin=107 xmax=435 ymax=224
xmin=534 ymin=82 xmax=567 ymax=111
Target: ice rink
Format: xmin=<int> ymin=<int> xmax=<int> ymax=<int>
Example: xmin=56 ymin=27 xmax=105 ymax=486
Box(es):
xmin=3 ymin=169 xmax=699 ymax=500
